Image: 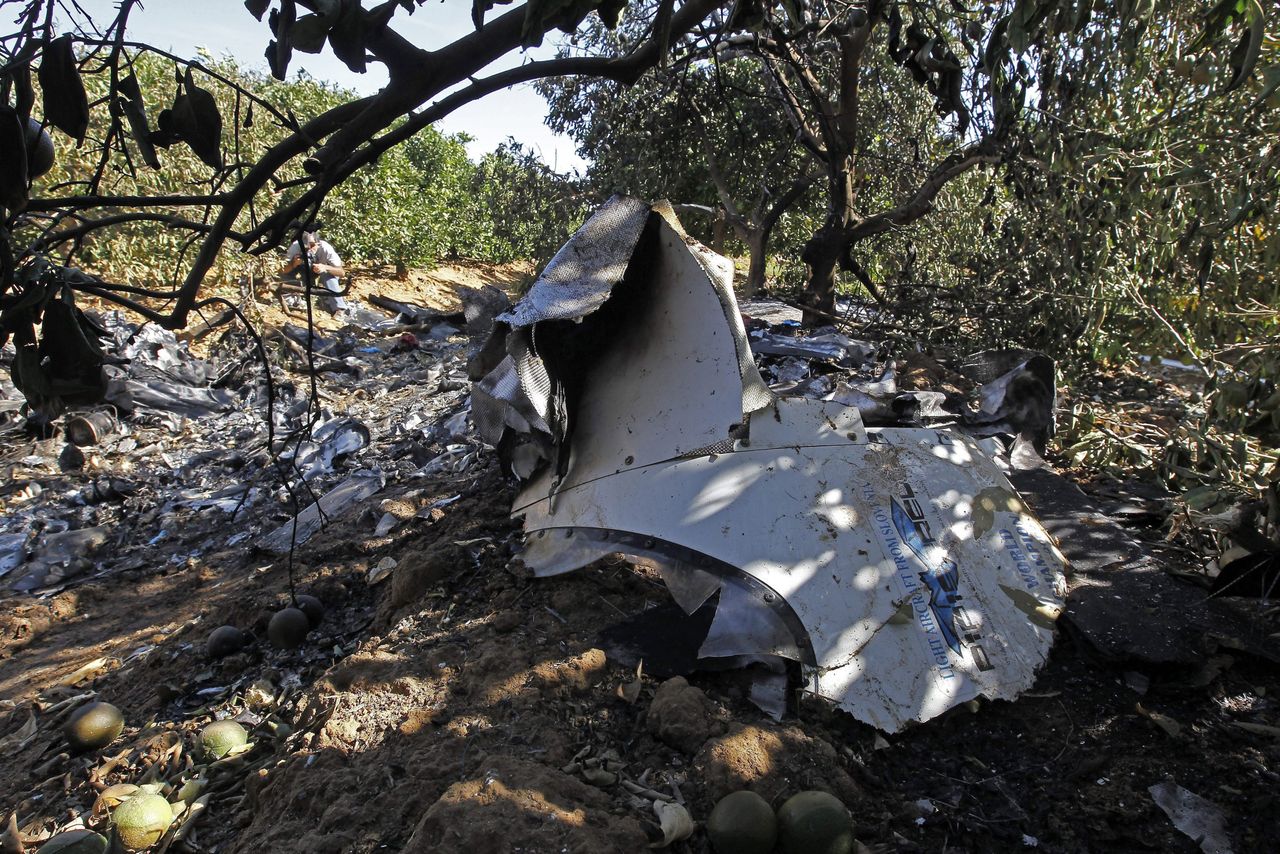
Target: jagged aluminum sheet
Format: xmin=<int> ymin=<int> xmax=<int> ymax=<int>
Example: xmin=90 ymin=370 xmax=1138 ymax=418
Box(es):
xmin=514 ymin=212 xmax=770 ymax=488
xmin=517 ymin=400 xmax=1067 ymax=731
xmin=490 ymin=198 xmax=1067 ymax=732
xmin=497 ymin=196 xmax=652 ymax=327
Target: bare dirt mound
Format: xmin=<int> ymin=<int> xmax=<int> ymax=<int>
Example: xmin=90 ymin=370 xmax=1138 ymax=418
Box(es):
xmin=246 ymin=259 xmax=534 ymax=336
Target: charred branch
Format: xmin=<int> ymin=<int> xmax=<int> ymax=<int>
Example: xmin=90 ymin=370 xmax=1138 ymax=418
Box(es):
xmin=152 ymin=0 xmax=730 ymax=330
xmin=23 ymin=193 xmax=233 ymax=212
xmin=34 ymin=212 xmax=244 ymax=251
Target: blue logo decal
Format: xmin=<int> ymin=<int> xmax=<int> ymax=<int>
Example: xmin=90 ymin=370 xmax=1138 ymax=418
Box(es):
xmin=891 ymin=497 xmax=965 ymax=655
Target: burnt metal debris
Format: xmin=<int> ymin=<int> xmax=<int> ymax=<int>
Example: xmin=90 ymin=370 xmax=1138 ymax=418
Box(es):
xmin=473 ymin=197 xmax=1069 ymax=731
xmin=1 ymin=289 xmax=481 ymax=593
xmin=4 ymin=199 xmax=1266 ymax=736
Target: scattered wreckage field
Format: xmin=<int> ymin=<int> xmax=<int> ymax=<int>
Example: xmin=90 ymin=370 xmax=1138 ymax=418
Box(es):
xmin=1 ymin=230 xmax=1278 ymax=853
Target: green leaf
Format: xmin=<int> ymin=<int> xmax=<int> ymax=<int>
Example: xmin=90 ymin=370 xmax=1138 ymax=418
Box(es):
xmin=13 ymin=63 xmax=34 ymax=119
xmin=982 ymin=15 xmax=1010 ymax=76
xmin=271 ymin=0 xmax=296 ymax=80
xmin=170 ymin=70 xmax=224 ymax=169
xmin=1182 ymin=486 xmax=1222 ymax=510
xmin=34 ymin=294 xmax=107 ymax=406
xmin=1224 ymin=0 xmax=1265 ymax=93
xmin=328 ymin=0 xmax=368 ymax=73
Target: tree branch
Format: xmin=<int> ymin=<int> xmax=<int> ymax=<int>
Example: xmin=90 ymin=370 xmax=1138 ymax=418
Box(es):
xmin=243 ymin=0 xmax=730 ymax=252
xmin=702 ymin=144 xmax=749 ymax=238
xmin=757 ymin=53 xmax=827 ymax=160
xmin=24 ymin=193 xmax=232 ymax=212
xmin=834 ymin=17 xmax=874 ymax=160
xmin=846 ymin=141 xmax=1002 ymax=243
xmin=760 ymin=170 xmax=819 ymax=237
xmin=775 ymin=36 xmax=841 ymax=159
xmin=35 ymin=212 xmax=243 ymax=249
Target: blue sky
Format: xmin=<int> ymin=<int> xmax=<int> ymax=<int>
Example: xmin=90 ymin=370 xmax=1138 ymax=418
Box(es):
xmin=73 ymin=0 xmax=586 ymax=172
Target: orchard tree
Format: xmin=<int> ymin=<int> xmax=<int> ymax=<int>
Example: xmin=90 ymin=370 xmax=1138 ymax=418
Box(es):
xmin=540 ymin=30 xmax=820 ymax=295
xmin=543 ymin=1 xmax=1272 ymax=329
xmin=468 ymin=141 xmax=590 ymax=263
xmin=989 ymin=0 xmax=1277 ymax=361
xmin=970 ymin=0 xmax=1279 ymax=523
xmin=543 ymin=1 xmax=1015 ymax=319
xmin=706 ymin=1 xmax=1036 ymax=323
xmin=0 ymin=0 xmax=737 ymax=414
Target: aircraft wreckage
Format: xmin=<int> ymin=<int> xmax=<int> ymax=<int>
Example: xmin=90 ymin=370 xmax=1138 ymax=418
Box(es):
xmin=471 ymin=197 xmax=1067 ymax=732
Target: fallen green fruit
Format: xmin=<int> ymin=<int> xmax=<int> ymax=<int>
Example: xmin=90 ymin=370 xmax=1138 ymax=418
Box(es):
xmin=36 ymin=830 xmax=108 ymax=854
xmin=268 ymin=607 xmax=310 ymax=649
xmin=206 ymin=625 xmax=247 ymax=659
xmin=112 ymin=792 xmax=173 ymax=851
xmin=200 ymin=719 xmax=248 ymax=760
xmin=294 ymin=593 xmax=325 ymax=627
xmin=64 ymin=701 xmax=124 ymax=752
xmin=776 ymin=790 xmax=853 ymax=854
xmin=707 ymin=790 xmax=777 ymax=854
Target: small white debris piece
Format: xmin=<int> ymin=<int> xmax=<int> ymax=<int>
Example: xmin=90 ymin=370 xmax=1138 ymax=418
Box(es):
xmin=367 ymin=556 xmax=397 ymax=585
xmin=649 ymin=801 xmax=694 ymax=848
xmin=374 ymin=512 xmax=401 ymax=537
xmin=1149 ymin=781 xmax=1233 ymax=854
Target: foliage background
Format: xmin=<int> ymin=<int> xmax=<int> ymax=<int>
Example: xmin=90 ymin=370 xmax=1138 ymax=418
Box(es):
xmin=25 ymin=53 xmax=587 ymax=289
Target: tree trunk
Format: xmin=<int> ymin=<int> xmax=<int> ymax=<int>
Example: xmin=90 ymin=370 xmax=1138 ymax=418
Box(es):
xmin=800 ymin=221 xmax=843 ymax=326
xmin=712 ymin=207 xmax=726 ymax=254
xmin=742 ymin=229 xmax=767 ymax=297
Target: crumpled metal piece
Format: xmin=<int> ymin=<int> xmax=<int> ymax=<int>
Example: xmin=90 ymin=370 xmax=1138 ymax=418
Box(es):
xmin=750 ymin=330 xmax=875 ymax=367
xmin=473 ymin=196 xmax=772 ymax=480
xmin=283 ymin=416 xmax=371 ymax=481
xmin=0 ymin=533 xmax=28 ymax=578
xmin=476 ymin=197 xmax=1067 ymax=732
xmin=1149 ymin=781 xmax=1234 ymax=854
xmin=496 ymin=196 xmax=653 ymax=327
xmin=96 ymin=311 xmax=236 ymax=418
xmin=257 ymin=468 xmax=385 ymax=554
xmin=956 ymin=349 xmax=1057 ymax=451
xmin=105 ymin=375 xmax=235 ymax=418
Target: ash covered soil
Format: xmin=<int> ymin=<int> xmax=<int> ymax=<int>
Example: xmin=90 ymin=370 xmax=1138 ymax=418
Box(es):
xmin=1 ymin=267 xmax=1278 ymax=853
